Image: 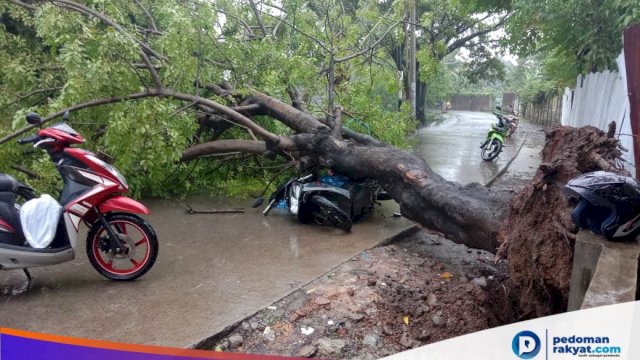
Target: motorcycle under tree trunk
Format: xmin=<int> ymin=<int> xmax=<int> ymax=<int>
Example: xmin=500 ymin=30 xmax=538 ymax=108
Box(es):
xmin=252 ymin=172 xmax=388 ymax=232
xmin=0 ymin=112 xmax=158 ymax=282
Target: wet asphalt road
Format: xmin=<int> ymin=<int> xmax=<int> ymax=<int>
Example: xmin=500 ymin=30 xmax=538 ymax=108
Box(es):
xmin=0 ymin=111 xmax=543 ymax=348
xmin=415 ymin=110 xmax=530 ymax=185
xmin=0 ymin=197 xmax=411 ymax=347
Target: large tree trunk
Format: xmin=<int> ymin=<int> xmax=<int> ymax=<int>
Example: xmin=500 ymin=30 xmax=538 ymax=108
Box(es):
xmin=178 ymin=86 xmax=514 ymax=251
xmin=290 ymin=133 xmax=510 ymax=251
xmin=172 ymin=84 xmax=511 ymax=251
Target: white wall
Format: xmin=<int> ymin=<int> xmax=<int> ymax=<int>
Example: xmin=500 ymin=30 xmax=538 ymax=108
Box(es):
xmin=561 ymin=52 xmax=635 ymax=177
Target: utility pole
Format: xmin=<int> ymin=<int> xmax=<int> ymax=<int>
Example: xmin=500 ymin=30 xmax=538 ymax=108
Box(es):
xmin=623 ymin=24 xmax=640 ymax=178
xmin=408 ymin=0 xmax=417 ymax=117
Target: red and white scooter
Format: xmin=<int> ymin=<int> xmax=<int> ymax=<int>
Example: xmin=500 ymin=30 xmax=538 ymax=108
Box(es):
xmin=0 ymin=112 xmax=158 ymax=281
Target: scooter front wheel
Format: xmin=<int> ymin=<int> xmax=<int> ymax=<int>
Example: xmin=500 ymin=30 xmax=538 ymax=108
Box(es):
xmin=87 ymin=213 xmax=158 ymax=281
xmin=481 ymin=139 xmax=502 ymax=161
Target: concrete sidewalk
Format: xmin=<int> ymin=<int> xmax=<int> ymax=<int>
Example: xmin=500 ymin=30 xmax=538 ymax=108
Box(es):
xmin=569 ymin=231 xmax=640 ymax=310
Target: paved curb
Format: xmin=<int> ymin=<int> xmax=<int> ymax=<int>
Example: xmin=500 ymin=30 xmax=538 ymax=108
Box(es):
xmin=484 ymin=132 xmax=529 ymax=188
xmin=568 ymin=230 xmax=640 ymax=310
xmin=192 ymin=223 xmax=418 ymax=350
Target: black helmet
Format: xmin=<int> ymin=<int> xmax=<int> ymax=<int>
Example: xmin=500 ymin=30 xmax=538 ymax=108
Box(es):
xmin=564 ymin=171 xmax=640 ymax=240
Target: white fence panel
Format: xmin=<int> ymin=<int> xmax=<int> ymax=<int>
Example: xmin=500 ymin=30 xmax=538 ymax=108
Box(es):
xmin=561 ymin=52 xmax=635 ymax=177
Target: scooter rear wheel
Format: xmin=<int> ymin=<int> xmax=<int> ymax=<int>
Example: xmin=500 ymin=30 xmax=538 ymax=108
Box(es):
xmin=310 ymin=195 xmax=352 ymax=232
xmin=87 ymin=213 xmax=158 ymax=281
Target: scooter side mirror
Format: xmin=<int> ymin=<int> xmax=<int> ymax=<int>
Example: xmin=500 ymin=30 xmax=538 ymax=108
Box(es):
xmin=25 ymin=112 xmax=42 ymax=125
xmin=252 ymin=197 xmax=264 ymax=208
xmin=495 ymin=106 xmax=502 ymax=111
xmin=63 ymin=111 xmax=70 ymax=122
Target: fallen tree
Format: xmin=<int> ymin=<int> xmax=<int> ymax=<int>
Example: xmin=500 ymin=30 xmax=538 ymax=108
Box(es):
xmin=1 ymin=0 xmax=628 ymax=317
xmin=2 ymin=0 xmax=510 ymax=252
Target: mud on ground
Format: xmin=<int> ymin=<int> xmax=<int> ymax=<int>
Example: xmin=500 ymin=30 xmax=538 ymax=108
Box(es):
xmin=199 ymin=230 xmax=517 ymax=359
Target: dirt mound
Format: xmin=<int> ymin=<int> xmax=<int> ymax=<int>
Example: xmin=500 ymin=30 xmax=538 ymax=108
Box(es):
xmin=202 ymin=233 xmax=514 ymax=359
xmin=499 ymin=125 xmax=628 ymax=317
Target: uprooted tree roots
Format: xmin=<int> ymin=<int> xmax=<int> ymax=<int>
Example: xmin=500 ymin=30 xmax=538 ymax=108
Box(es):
xmin=499 ymin=125 xmax=628 ymax=317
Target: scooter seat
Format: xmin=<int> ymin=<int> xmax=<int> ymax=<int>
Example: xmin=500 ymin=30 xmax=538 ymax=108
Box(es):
xmin=0 ymin=174 xmax=19 ymax=192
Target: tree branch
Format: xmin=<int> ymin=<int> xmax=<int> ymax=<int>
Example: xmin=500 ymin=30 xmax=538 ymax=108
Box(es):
xmin=446 ymin=14 xmax=510 ymax=55
xmin=132 ymin=0 xmax=158 ymax=32
xmin=287 ymin=87 xmax=306 ymax=111
xmin=181 ymin=140 xmax=268 ymax=162
xmin=0 ymin=92 xmax=155 ymax=145
xmin=257 ymin=8 xmax=330 ymax=53
xmin=50 ymin=0 xmax=166 ymax=61
xmin=341 ymin=127 xmax=385 ymax=147
xmin=0 ymin=87 xmax=62 ymax=112
xmin=216 ymin=9 xmax=256 ymax=39
xmin=250 ymin=90 xmax=328 ymax=134
xmin=230 ymin=104 xmax=262 ymax=114
xmin=7 ymin=0 xmax=36 ymax=11
xmin=247 ymin=0 xmax=268 ymax=37
xmin=335 ymin=19 xmax=401 ymax=63
xmin=156 ymin=88 xmax=280 ymax=144
xmin=256 ymin=1 xmax=286 ymax=13
xmin=332 ymin=106 xmax=343 ymax=139
xmin=12 ymin=0 xmax=167 ymax=88
xmin=10 ymin=165 xmax=38 ymax=179
xmin=272 ymin=14 xmax=288 ymax=36
xmin=455 ymin=13 xmax=493 ymax=36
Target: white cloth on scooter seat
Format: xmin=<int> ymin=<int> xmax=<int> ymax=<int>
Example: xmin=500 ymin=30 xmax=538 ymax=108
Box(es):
xmin=19 ymin=194 xmax=62 ymax=249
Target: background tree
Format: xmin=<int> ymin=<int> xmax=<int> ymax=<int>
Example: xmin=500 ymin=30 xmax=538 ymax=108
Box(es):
xmin=383 ymin=0 xmax=511 ymax=124
xmin=506 ymin=0 xmax=640 ymax=85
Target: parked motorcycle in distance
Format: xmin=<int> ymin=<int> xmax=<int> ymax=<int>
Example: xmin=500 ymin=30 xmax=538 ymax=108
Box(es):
xmin=252 ymin=172 xmax=388 ymax=231
xmin=503 ymin=105 xmax=520 ymax=137
xmin=0 ymin=112 xmax=158 ymax=281
xmin=480 ymin=106 xmax=510 ymax=161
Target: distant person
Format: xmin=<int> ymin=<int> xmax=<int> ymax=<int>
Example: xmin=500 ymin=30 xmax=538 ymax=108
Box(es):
xmin=441 ymin=100 xmax=451 ymax=113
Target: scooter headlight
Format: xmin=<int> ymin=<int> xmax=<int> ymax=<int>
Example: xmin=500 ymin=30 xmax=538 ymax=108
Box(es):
xmin=86 ymin=154 xmax=128 ymax=189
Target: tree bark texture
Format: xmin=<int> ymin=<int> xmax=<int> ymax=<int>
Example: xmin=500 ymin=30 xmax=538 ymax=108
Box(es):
xmin=290 ymin=133 xmax=510 ymax=251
